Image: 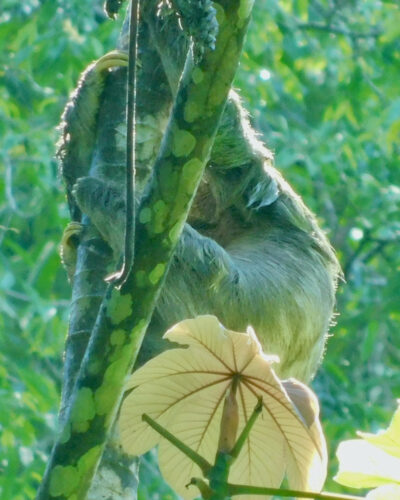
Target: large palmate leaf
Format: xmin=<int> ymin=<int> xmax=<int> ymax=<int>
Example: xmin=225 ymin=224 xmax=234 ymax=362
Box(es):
xmin=119 ymin=315 xmax=327 ymax=499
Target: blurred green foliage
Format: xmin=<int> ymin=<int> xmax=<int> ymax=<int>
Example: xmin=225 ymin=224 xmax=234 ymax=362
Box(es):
xmin=0 ymin=0 xmax=399 ymax=498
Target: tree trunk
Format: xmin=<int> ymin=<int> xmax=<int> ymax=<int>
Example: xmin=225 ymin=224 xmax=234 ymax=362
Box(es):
xmin=38 ymin=1 xmax=253 ymax=498
xmin=62 ymin=15 xmax=173 ymax=500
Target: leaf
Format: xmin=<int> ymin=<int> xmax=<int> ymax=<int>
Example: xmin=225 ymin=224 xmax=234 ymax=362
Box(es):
xmin=119 ymin=315 xmax=327 ymax=499
xmin=335 ymin=439 xmax=400 ymax=488
xmin=366 ymin=484 xmax=400 ymax=500
xmin=335 ymin=403 xmax=400 ymax=491
xmin=282 ymin=379 xmax=328 ymax=486
xmin=358 ymin=404 xmax=400 ymax=459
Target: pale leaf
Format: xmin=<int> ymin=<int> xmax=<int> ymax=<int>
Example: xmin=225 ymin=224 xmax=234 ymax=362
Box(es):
xmin=366 ymin=484 xmax=400 ymax=499
xmin=119 ymin=315 xmax=327 ymax=499
xmin=335 ymin=439 xmax=400 ymax=488
xmin=282 ymin=379 xmax=328 ymax=491
xmin=358 ymin=403 xmax=400 ymax=459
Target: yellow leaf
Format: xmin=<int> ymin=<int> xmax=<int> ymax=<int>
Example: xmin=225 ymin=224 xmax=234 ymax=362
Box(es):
xmin=335 ymin=439 xmax=400 ymax=488
xmin=119 ymin=315 xmax=327 ymax=499
xmin=335 ymin=403 xmax=400 ymax=494
xmin=358 ymin=403 xmax=400 ymax=459
xmin=366 ymin=484 xmax=400 ymax=499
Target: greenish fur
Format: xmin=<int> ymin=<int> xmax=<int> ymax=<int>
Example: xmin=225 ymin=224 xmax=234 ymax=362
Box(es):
xmin=59 ymin=9 xmax=340 ymax=382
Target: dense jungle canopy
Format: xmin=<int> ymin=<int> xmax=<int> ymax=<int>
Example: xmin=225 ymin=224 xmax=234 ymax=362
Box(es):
xmin=0 ymin=0 xmax=399 ymax=498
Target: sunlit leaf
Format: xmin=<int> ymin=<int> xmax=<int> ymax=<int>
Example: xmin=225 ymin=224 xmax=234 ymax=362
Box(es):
xmin=119 ymin=315 xmax=327 ymax=499
xmin=357 ymin=403 xmax=400 ymax=459
xmin=366 ymin=484 xmax=400 ymax=500
xmin=335 ymin=439 xmax=400 ymax=488
xmin=335 ymin=405 xmax=400 ymax=491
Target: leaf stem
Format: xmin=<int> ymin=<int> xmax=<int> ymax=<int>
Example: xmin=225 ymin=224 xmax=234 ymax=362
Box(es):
xmin=228 ymin=483 xmax=363 ymax=500
xmin=142 ymin=414 xmax=212 ymax=475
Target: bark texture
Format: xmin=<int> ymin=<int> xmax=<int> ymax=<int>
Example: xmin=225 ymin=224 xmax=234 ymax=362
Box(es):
xmin=37 ymin=1 xmax=254 ymax=498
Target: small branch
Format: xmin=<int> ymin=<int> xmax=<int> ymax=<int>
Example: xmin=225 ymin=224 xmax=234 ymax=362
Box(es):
xmin=228 ymin=483 xmax=363 ymax=500
xmin=111 ymin=0 xmax=140 ymax=286
xmin=343 ymin=230 xmax=372 ymax=277
xmin=345 ymin=234 xmax=398 ymax=277
xmin=362 ymin=70 xmax=385 ymax=101
xmin=297 ymin=21 xmax=382 ymax=39
xmin=363 ymin=240 xmax=390 ymax=266
xmin=312 ymin=174 xmax=338 ymax=233
xmin=188 ymin=478 xmax=214 ymax=499
xmin=142 ymin=414 xmax=212 ymax=475
xmin=4 ymin=154 xmax=41 ymax=218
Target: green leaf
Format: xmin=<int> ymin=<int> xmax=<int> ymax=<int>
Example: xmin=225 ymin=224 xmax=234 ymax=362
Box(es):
xmin=335 ymin=405 xmax=400 ymax=490
xmin=358 ymin=404 xmax=400 ymax=458
xmin=335 ymin=439 xmax=400 ymax=488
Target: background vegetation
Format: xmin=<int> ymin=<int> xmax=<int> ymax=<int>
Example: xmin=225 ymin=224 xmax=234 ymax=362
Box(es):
xmin=0 ymin=0 xmax=399 ymax=498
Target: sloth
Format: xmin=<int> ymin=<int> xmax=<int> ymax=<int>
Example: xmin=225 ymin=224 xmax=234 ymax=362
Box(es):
xmin=58 ymin=11 xmax=340 ymax=384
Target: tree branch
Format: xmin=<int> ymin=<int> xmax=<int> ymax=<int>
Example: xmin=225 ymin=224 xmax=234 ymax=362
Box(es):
xmin=36 ymin=1 xmax=254 ymax=498
xmin=296 ymin=21 xmax=382 ymax=39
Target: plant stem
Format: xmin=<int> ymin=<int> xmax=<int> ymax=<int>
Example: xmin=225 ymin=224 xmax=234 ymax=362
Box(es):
xmin=142 ymin=414 xmax=212 ymax=475
xmin=228 ymin=483 xmax=363 ymax=500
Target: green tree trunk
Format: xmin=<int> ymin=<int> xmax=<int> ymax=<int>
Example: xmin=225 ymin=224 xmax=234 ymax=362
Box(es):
xmin=37 ymin=1 xmax=254 ymax=498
